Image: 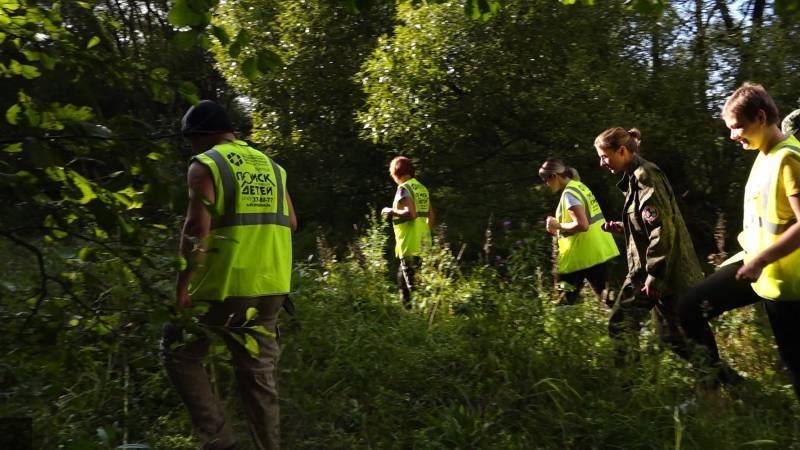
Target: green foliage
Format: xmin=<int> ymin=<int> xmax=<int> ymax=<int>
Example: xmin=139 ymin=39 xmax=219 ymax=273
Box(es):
xmin=4 ymin=0 xmax=800 ymax=447
xmin=277 ymin=222 xmax=800 ymax=448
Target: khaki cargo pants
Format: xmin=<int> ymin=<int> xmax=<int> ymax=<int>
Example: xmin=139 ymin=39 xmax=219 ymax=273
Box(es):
xmin=161 ymin=295 xmax=284 ymax=450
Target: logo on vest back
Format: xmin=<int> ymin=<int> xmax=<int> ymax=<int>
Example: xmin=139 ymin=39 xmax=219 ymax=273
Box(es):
xmin=227 ymin=152 xmax=244 ymax=167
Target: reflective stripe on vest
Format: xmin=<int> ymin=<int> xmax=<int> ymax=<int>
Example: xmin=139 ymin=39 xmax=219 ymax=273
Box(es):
xmin=564 ymin=186 xmax=604 ymax=225
xmin=740 ymin=139 xmax=800 ymax=300
xmin=555 ymin=180 xmax=619 ymax=274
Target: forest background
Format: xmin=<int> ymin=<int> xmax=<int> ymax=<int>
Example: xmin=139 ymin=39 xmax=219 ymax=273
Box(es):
xmin=3 ymin=0 xmax=800 ymax=448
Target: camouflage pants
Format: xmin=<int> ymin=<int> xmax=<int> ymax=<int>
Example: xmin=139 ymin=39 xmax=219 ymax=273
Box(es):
xmin=609 ymin=282 xmax=692 ymax=367
xmin=161 ymin=295 xmax=284 ymax=450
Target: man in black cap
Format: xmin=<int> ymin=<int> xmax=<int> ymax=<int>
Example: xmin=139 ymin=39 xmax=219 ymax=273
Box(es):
xmin=162 ymin=100 xmax=296 ymax=450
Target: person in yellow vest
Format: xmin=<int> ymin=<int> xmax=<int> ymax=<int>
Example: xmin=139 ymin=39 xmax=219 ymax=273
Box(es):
xmin=679 ymin=83 xmax=800 ymax=397
xmin=595 ymin=127 xmax=703 ymax=368
xmin=381 ymin=156 xmax=434 ymax=306
xmin=162 ymin=100 xmax=296 ymax=450
xmin=539 ymin=158 xmax=619 ymax=305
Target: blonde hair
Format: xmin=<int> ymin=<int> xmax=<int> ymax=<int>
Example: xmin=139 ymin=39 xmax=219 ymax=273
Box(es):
xmin=594 ymin=127 xmax=642 ymax=153
xmin=539 ymin=158 xmax=580 ymax=181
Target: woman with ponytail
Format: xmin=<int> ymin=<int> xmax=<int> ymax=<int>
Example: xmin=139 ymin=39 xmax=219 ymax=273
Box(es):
xmin=594 ymin=127 xmax=703 ymax=368
xmin=539 ymin=158 xmax=619 ymax=306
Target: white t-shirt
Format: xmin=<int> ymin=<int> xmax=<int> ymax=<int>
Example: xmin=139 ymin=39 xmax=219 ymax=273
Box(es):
xmin=563 ymin=191 xmax=582 ymax=210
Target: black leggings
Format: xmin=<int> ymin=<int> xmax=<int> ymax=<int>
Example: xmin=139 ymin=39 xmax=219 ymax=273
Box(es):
xmin=678 ymin=262 xmax=800 ymax=397
xmin=398 ymin=257 xmax=421 ymax=305
xmin=557 ymin=262 xmax=610 ymax=306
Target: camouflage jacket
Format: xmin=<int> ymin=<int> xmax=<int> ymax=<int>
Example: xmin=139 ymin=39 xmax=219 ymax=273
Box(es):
xmin=617 ymin=155 xmax=703 ymax=297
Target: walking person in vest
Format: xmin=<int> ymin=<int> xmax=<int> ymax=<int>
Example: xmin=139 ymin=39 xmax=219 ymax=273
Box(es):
xmin=678 ymin=83 xmax=800 ymax=397
xmin=594 ymin=127 xmax=702 ymax=368
xmin=163 ymin=100 xmax=296 ymax=450
xmin=381 ymin=156 xmax=434 ymax=307
xmin=539 ymin=159 xmax=619 ymax=306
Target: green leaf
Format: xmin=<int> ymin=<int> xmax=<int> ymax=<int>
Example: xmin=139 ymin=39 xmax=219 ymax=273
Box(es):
xmin=78 ymin=247 xmax=94 ymax=261
xmin=25 ymin=107 xmax=41 ymax=126
xmin=2 ymin=142 xmax=22 ymax=153
xmin=45 ymin=166 xmax=66 ymax=181
xmin=197 ymin=32 xmax=211 ymax=49
xmin=21 ymin=49 xmax=40 ymax=61
xmin=146 ymin=152 xmax=163 ymax=160
xmin=44 ymin=215 xmax=68 ymax=239
xmin=6 ymin=103 xmax=20 ymax=125
xmin=67 ymin=170 xmax=97 ymax=204
xmin=234 ymin=29 xmax=252 ymax=47
xmin=39 ymin=53 xmax=56 ymax=70
xmin=0 ymin=0 xmax=19 ymax=12
xmin=250 ymin=325 xmax=276 ymax=338
xmin=246 ymin=307 xmax=258 ymax=321
xmin=211 ymin=25 xmax=229 ymax=45
xmin=167 ymin=0 xmax=205 ymax=27
xmin=177 ymin=81 xmax=200 ymax=104
xmin=243 ymin=333 xmax=259 ymax=358
xmin=117 ymin=215 xmax=136 ymax=238
xmin=20 ymin=64 xmax=41 ymax=79
xmin=257 ymin=50 xmax=282 ymax=73
xmin=228 ymin=41 xmax=242 ymax=58
xmin=174 ymin=30 xmax=197 ymax=49
xmin=242 ymin=56 xmax=259 ymax=81
xmin=87 ymin=36 xmax=101 ymax=49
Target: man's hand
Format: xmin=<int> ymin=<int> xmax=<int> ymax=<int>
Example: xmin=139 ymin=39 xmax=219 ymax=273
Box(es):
xmin=176 ymin=288 xmax=193 ymax=309
xmin=545 ymin=216 xmax=560 ymax=235
xmin=736 ymin=258 xmax=765 ymax=282
xmin=602 ymin=221 xmax=624 ymax=234
xmin=381 ymin=206 xmax=394 ymax=216
xmin=640 ymin=284 xmax=661 ymax=300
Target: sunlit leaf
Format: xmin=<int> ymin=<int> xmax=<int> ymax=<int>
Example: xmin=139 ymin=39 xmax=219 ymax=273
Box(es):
xmin=243 ymin=333 xmax=260 ymax=358
xmin=5 ymin=103 xmax=20 ymax=125
xmin=2 ymin=142 xmax=22 ymax=153
xmin=67 ymin=170 xmax=98 ymax=204
xmin=87 ymin=36 xmax=100 ymax=49
xmin=250 ymin=325 xmax=276 ymax=338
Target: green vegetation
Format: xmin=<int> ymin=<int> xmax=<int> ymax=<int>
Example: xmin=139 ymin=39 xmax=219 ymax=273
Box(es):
xmin=4 ymin=0 xmax=800 ymax=448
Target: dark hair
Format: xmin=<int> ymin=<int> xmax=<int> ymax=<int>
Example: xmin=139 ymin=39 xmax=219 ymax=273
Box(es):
xmin=722 ymin=82 xmax=780 ymax=125
xmin=594 ymin=127 xmax=641 ymax=153
xmin=538 ymin=158 xmax=580 ymax=181
xmin=390 ymin=156 xmax=415 ymax=178
xmin=181 ymin=100 xmax=234 ymax=136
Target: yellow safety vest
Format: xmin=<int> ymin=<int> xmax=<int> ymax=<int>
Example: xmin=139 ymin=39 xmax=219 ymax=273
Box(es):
xmin=393 ymin=178 xmax=432 ymax=257
xmin=188 ymin=140 xmax=292 ymax=301
xmin=555 ymin=180 xmax=619 ymax=274
xmin=737 ymin=136 xmax=800 ymax=300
